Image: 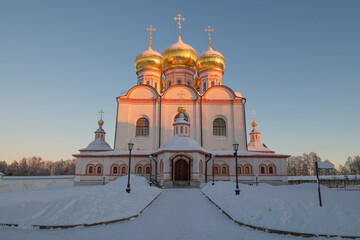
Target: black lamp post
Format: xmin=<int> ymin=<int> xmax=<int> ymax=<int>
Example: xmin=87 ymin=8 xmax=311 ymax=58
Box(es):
xmin=149 ymin=155 xmax=153 ymax=186
xmin=126 ymin=140 xmax=134 ymax=194
xmin=212 ymin=158 xmax=215 ymax=185
xmin=233 ymin=141 xmax=240 ymax=195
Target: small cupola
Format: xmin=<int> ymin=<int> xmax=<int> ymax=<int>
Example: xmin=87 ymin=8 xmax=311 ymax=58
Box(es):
xmin=173 ymin=105 xmax=190 ymax=137
xmin=247 ymin=111 xmax=275 ymax=153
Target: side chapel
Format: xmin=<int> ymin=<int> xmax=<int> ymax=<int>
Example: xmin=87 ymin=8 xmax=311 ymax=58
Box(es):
xmin=74 ymin=15 xmax=289 ymax=187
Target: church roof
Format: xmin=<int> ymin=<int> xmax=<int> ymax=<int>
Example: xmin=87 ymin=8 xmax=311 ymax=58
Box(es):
xmin=211 ymin=150 xmax=289 ymax=158
xmin=152 ymin=135 xmax=209 ymax=154
xmin=247 ymin=141 xmax=275 ymax=153
xmin=80 ymin=138 xmax=112 ymax=152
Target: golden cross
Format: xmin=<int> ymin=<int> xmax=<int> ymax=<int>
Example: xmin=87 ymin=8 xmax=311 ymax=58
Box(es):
xmin=178 ymin=90 xmax=186 ymax=105
xmin=99 ymin=109 xmax=105 ymax=120
xmin=146 ymin=25 xmax=156 ymax=49
xmin=205 ymin=26 xmax=214 ymax=48
xmin=174 ymin=14 xmax=185 ymax=37
xmin=251 ymin=111 xmax=256 ymax=121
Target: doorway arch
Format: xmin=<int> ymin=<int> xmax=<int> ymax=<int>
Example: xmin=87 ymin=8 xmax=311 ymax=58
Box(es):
xmin=175 ymin=159 xmax=188 ymax=181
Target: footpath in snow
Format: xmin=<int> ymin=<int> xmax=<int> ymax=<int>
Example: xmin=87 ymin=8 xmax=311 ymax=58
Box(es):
xmin=0 ymin=175 xmax=161 ymax=228
xmin=202 ymin=181 xmax=360 ymax=237
xmin=0 ymin=188 xmax=335 ymax=240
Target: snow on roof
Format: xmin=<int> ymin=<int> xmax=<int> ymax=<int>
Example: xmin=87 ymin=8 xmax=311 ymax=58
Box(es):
xmin=211 ymin=150 xmax=289 ymax=157
xmin=75 ymin=149 xmax=153 ymax=157
xmin=288 ymin=175 xmax=360 ymax=181
xmin=152 ymin=135 xmax=209 ymax=154
xmin=119 ymin=90 xmax=127 ymax=96
xmin=247 ymin=141 xmax=274 ymax=153
xmin=80 ymin=138 xmax=112 ymax=152
xmin=234 ymin=92 xmax=242 ymax=97
xmin=199 ymin=47 xmax=224 ymax=58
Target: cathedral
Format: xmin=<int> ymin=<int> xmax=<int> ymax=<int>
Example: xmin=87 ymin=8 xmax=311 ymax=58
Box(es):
xmin=74 ymin=15 xmax=289 ymax=187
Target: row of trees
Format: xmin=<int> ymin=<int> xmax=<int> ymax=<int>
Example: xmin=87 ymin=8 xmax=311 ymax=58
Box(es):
xmin=0 ymin=157 xmax=75 ymax=176
xmin=287 ymin=153 xmax=360 ymax=176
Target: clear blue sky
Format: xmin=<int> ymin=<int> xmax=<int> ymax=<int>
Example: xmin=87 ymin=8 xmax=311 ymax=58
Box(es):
xmin=0 ymin=0 xmax=359 ymax=166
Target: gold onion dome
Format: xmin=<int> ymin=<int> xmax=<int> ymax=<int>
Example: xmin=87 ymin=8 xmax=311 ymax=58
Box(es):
xmin=251 ymin=120 xmax=257 ymax=128
xmin=162 ymin=36 xmax=198 ymax=71
xmin=196 ymin=46 xmax=225 ymax=73
xmin=178 ymin=105 xmax=186 ymax=113
xmin=98 ymin=119 xmax=104 ymax=127
xmin=134 ymin=46 xmax=164 ymax=73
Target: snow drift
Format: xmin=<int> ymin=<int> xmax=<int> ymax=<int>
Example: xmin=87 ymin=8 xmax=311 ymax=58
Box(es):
xmin=0 ymin=175 xmax=161 ymax=229
xmin=202 ymin=182 xmax=360 ymax=236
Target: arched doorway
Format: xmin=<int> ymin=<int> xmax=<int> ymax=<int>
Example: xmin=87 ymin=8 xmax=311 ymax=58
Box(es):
xmin=175 ymin=159 xmax=188 ymax=181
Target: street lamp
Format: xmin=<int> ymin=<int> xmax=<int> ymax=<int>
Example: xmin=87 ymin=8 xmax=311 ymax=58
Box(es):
xmin=233 ymin=141 xmax=240 ymax=195
xmin=212 ymin=157 xmax=215 ymax=185
xmin=149 ymin=155 xmax=153 ymax=186
xmin=126 ymin=140 xmax=134 ymax=194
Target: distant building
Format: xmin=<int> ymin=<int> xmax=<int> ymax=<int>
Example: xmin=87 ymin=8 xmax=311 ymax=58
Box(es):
xmin=73 ymin=16 xmax=289 ymax=187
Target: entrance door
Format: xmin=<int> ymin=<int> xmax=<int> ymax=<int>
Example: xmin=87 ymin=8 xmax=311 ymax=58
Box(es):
xmin=175 ymin=159 xmax=188 ymax=181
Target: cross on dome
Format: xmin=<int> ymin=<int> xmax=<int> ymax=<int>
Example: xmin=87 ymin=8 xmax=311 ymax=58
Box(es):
xmin=178 ymin=90 xmax=186 ymax=105
xmin=205 ymin=26 xmax=214 ymax=48
xmin=146 ymin=25 xmax=156 ymax=49
xmin=174 ymin=14 xmax=185 ymax=37
xmin=251 ymin=110 xmax=256 ymax=121
xmin=99 ymin=109 xmax=105 ymax=120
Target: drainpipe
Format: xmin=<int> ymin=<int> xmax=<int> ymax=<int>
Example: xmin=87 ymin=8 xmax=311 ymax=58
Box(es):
xmin=114 ymin=98 xmax=120 ymax=149
xmin=149 ymin=154 xmax=158 ymax=183
xmin=205 ymin=154 xmax=214 ymax=183
xmin=200 ymin=96 xmax=203 ymax=147
xmin=159 ymin=96 xmax=162 ymax=148
xmin=242 ymin=98 xmax=248 ymax=151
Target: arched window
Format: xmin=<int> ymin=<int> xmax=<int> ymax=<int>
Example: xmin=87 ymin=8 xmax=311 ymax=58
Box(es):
xmin=168 ymin=81 xmax=171 ymax=87
xmin=199 ymin=160 xmax=203 ymax=174
xmin=177 ymin=79 xmax=181 ymax=85
xmin=269 ymin=166 xmax=274 ymax=174
xmin=160 ymin=160 xmax=163 ymax=173
xmin=137 ymin=166 xmax=143 ymax=175
xmin=260 ymin=166 xmax=266 ymax=174
xmin=155 ymin=82 xmax=157 ymax=90
xmin=174 ymin=113 xmax=189 ymax=122
xmin=88 ymin=165 xmax=94 ymax=174
xmin=203 ymin=82 xmax=206 ymax=91
xmin=136 ymin=118 xmax=149 ymax=136
xmin=96 ymin=165 xmax=102 ymax=174
xmin=213 ymin=118 xmax=226 ymax=136
xmin=245 ymin=166 xmax=251 ymax=175
xmin=146 ymin=80 xmax=150 ymax=85
xmin=145 ymin=166 xmax=151 ymax=175
xmin=213 ymin=166 xmax=219 ymax=175
xmin=221 ymin=166 xmax=227 ymax=175
xmin=112 ymin=166 xmax=118 ymax=174
xmin=121 ymin=166 xmax=127 ymax=174
xmin=187 ymin=81 xmax=190 ymax=85
xmin=211 ymin=81 xmax=215 ymax=87
xmin=237 ymin=166 xmax=242 ymax=174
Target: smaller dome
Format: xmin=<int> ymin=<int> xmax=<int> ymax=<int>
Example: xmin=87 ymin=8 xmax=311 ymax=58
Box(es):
xmin=162 ymin=36 xmax=198 ymax=71
xmin=196 ymin=47 xmax=225 ymax=73
xmin=178 ymin=105 xmax=186 ymax=113
xmin=251 ymin=121 xmax=257 ymax=127
xmin=98 ymin=119 xmax=104 ymax=127
xmin=134 ymin=47 xmax=164 ymax=73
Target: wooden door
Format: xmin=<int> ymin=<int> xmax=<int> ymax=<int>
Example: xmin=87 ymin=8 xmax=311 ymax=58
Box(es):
xmin=175 ymin=159 xmax=188 ymax=181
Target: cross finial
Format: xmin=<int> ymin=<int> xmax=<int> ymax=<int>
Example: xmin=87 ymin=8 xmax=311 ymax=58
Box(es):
xmin=251 ymin=111 xmax=256 ymax=122
xmin=99 ymin=109 xmax=105 ymax=120
xmin=205 ymin=26 xmax=214 ymax=48
xmin=178 ymin=90 xmax=186 ymax=105
xmin=174 ymin=14 xmax=185 ymax=37
xmin=146 ymin=25 xmax=156 ymax=49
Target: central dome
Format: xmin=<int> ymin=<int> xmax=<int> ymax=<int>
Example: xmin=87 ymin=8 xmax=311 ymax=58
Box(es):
xmin=162 ymin=36 xmax=198 ymax=71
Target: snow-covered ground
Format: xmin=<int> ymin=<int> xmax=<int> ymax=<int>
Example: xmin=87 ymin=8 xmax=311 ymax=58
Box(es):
xmin=202 ymin=182 xmax=360 ymax=236
xmin=0 ymin=175 xmax=161 ymax=228
xmin=0 ymin=189 xmax=339 ymax=240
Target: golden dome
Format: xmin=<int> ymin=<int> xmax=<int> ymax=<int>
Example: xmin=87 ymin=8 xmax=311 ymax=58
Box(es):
xmin=178 ymin=105 xmax=186 ymax=113
xmin=162 ymin=36 xmax=198 ymax=71
xmin=196 ymin=46 xmax=225 ymax=73
xmin=98 ymin=119 xmax=104 ymax=127
xmin=134 ymin=47 xmax=164 ymax=73
xmin=251 ymin=121 xmax=257 ymax=128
